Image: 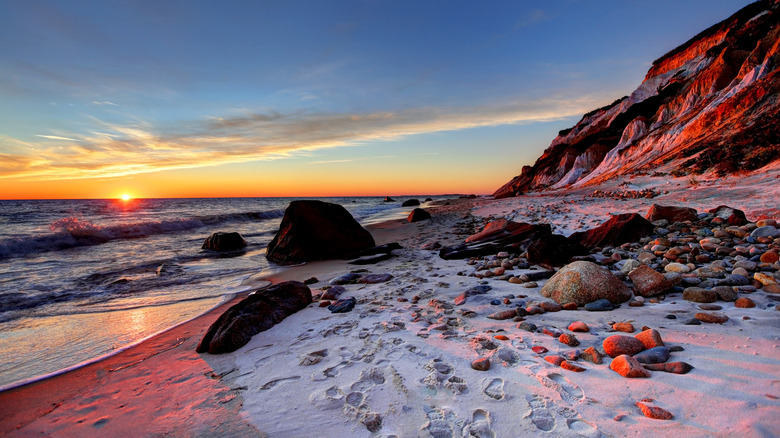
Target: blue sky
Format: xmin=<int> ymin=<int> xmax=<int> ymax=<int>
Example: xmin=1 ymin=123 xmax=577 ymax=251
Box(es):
xmin=0 ymin=0 xmax=753 ymax=198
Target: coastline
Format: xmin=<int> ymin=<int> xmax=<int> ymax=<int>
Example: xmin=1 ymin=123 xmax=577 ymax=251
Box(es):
xmin=1 ymin=171 xmax=779 ymax=436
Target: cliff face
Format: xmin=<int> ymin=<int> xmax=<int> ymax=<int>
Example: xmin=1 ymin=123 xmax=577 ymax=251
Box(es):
xmin=495 ymin=0 xmax=780 ymax=198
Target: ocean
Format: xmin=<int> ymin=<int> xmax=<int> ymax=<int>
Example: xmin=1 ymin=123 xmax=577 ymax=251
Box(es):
xmin=0 ymin=196 xmax=445 ymax=390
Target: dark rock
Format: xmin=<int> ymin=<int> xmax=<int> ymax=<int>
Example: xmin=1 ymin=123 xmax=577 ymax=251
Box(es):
xmin=407 ymin=208 xmax=431 ymax=223
xmin=383 ymin=196 xmax=395 ymax=202
xmin=569 ymin=213 xmax=654 ymax=250
xmin=352 ymin=243 xmax=403 ymax=257
xmin=440 ymin=220 xmax=552 ymax=260
xmin=523 ymin=270 xmax=557 ymax=281
xmin=711 ymin=286 xmax=738 ymax=302
xmin=303 ymin=277 xmax=319 ymax=285
xmin=197 ymin=281 xmax=312 ymax=354
xmin=645 ymin=205 xmax=699 ymax=223
xmin=401 ymin=199 xmax=420 ymax=207
xmin=358 ymin=273 xmax=393 ymax=284
xmin=718 ymin=274 xmax=749 ymax=286
xmin=266 ymin=200 xmax=375 ymax=265
xmin=518 ymin=322 xmax=537 ymax=332
xmin=320 ymin=285 xmax=346 ymax=300
xmin=349 ymin=253 xmax=393 ymax=265
xmin=643 ymin=362 xmax=694 ymax=374
xmin=541 ymin=261 xmax=631 ymax=305
xmin=633 ymin=346 xmax=670 ymax=364
xmin=682 ymin=287 xmax=717 ymax=303
xmin=328 ymin=297 xmax=357 ymax=313
xmin=584 ymin=299 xmax=614 ymax=311
xmin=708 ymin=205 xmax=748 ymax=226
xmin=330 ymin=273 xmax=364 ymax=285
xmin=527 ymin=234 xmax=588 ymax=267
xmin=202 ymin=232 xmax=247 ymax=252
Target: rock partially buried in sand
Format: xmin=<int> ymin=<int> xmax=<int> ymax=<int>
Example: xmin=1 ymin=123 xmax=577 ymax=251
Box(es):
xmin=407 ymin=208 xmax=431 ymax=222
xmin=643 ymin=362 xmax=694 ymax=374
xmin=635 ymin=328 xmax=664 ymax=349
xmin=266 ymin=200 xmax=375 ymax=265
xmin=330 ymin=273 xmax=363 ymax=285
xmin=540 ymin=261 xmax=631 ymax=306
xmin=635 ymin=401 xmax=673 ymax=420
xmin=401 ymin=199 xmax=420 ymax=207
xmin=610 ymin=354 xmax=650 ymax=378
xmin=526 ymin=234 xmax=587 ymax=267
xmin=633 ymin=347 xmax=670 ymax=364
xmin=197 ymin=281 xmax=312 ymax=354
xmin=202 ymin=231 xmax=247 ymax=252
xmin=695 ymin=312 xmax=729 ymax=324
xmin=358 ymin=273 xmax=393 ymax=284
xmin=581 ymin=347 xmax=603 ymax=364
xmin=471 ymin=358 xmax=490 ymax=371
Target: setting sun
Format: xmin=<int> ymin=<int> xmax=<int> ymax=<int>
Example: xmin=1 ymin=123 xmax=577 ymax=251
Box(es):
xmin=120 ymin=194 xmax=132 ymax=201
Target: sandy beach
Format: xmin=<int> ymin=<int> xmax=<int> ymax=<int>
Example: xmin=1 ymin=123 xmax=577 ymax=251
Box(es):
xmin=2 ymin=167 xmax=780 ymax=438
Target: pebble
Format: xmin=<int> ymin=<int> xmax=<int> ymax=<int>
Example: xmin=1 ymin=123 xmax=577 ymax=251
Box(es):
xmin=698 ymin=304 xmax=722 ymax=310
xmin=561 ymin=361 xmax=586 ymax=372
xmin=694 ymin=312 xmax=729 ymax=324
xmin=330 ymin=273 xmax=363 ymax=285
xmin=633 ymin=346 xmax=671 ymax=364
xmin=635 ymin=401 xmax=673 ymax=420
xmin=559 ymin=333 xmax=580 ymax=347
xmin=751 ymin=226 xmax=780 ymax=238
xmin=635 ymin=328 xmax=665 ymax=349
xmin=328 ymin=297 xmax=357 ymax=313
xmin=584 ymin=299 xmax=614 ymax=311
xmin=760 ymin=251 xmax=779 ymax=263
xmin=508 ymin=277 xmax=523 ymax=284
xmin=754 ymin=272 xmax=778 ymax=286
xmin=518 ymin=322 xmax=537 ymax=332
xmin=562 ymin=302 xmax=578 ymax=310
xmin=735 ymin=297 xmax=756 ymax=308
xmin=610 ymin=354 xmax=650 ymax=378
xmin=542 ymin=327 xmax=562 ymax=338
xmin=493 ymin=335 xmax=509 ymax=341
xmin=763 ymin=284 xmax=780 ymax=294
xmin=612 ymin=322 xmax=635 ymax=333
xmin=487 ymin=309 xmax=519 ymax=320
xmin=682 ymin=287 xmax=717 ymax=303
xmin=644 ymin=362 xmax=694 ymax=374
xmin=471 ymin=358 xmax=491 ymax=371
xmin=490 ymin=300 xmax=501 ymax=306
xmin=531 ymin=346 xmax=548 ymax=354
xmin=665 ymin=262 xmax=691 ymax=273
xmin=544 ymin=355 xmax=565 ymax=366
xmin=711 ymin=286 xmax=737 ymax=302
xmin=603 ymin=335 xmax=646 ymax=357
xmin=581 ymin=347 xmax=604 ymax=364
xmin=540 ymin=302 xmax=562 ymax=312
xmin=568 ymin=321 xmax=589 ymax=332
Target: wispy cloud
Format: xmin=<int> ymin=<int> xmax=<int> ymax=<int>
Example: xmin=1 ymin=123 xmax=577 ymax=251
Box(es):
xmin=36 ymin=134 xmax=82 ymax=141
xmin=92 ymin=101 xmax=118 ymax=106
xmin=1 ymin=96 xmax=601 ymax=181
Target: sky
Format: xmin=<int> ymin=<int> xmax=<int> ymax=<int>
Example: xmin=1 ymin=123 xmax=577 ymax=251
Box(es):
xmin=0 ymin=0 xmax=753 ymax=199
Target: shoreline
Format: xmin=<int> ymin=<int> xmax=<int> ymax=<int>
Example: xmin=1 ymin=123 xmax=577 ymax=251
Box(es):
xmin=1 ymin=172 xmax=779 ymax=436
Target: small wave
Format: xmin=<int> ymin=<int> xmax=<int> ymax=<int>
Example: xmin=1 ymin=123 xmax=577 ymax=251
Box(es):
xmin=0 ymin=209 xmax=284 ymax=259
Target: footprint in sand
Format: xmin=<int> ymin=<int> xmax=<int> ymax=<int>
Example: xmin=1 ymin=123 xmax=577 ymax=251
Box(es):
xmin=525 ymin=394 xmax=555 ymax=432
xmin=349 ymin=367 xmax=386 ymax=392
xmin=322 ymin=321 xmax=358 ymax=338
xmin=566 ymin=418 xmax=603 ymax=438
xmin=260 ymin=376 xmax=300 ymax=390
xmin=482 ymin=378 xmax=505 ymax=400
xmin=422 ymin=406 xmax=464 ymax=438
xmin=308 ymin=385 xmax=345 ymax=410
xmin=543 ymin=373 xmax=585 ymax=404
xmin=312 ymin=360 xmax=353 ymax=381
xmin=463 ymin=409 xmax=495 ymax=438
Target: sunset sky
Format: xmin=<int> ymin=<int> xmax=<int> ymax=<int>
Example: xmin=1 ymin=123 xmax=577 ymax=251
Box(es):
xmin=0 ymin=0 xmax=751 ymax=199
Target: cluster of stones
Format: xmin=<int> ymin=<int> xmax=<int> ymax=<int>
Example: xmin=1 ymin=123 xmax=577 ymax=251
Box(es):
xmin=588 ymin=188 xmax=660 ymax=200
xmin=311 ymin=271 xmax=394 ymax=313
xmin=464 ymin=206 xmax=780 ymax=317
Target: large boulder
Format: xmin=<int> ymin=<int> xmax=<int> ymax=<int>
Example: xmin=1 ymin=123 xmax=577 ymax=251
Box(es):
xmin=645 ymin=205 xmax=698 ymax=223
xmin=407 ymin=208 xmax=431 ymax=222
xmin=402 ymin=199 xmax=420 ymax=207
xmin=440 ymin=220 xmax=551 ymax=260
xmin=540 ymin=261 xmax=631 ymax=305
xmin=569 ymin=213 xmax=654 ymax=249
xmin=197 ymin=281 xmax=312 ymax=354
xmin=202 ymin=232 xmax=247 ymax=252
xmin=526 ymin=234 xmax=588 ymax=268
xmin=266 ymin=200 xmax=375 ymax=265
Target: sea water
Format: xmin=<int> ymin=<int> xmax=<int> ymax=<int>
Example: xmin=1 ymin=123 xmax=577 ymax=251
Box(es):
xmin=0 ymin=196 xmax=445 ymax=389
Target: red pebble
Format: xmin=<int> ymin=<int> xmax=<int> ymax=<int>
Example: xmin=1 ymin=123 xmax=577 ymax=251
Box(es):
xmin=532 ymin=346 xmax=548 ymax=354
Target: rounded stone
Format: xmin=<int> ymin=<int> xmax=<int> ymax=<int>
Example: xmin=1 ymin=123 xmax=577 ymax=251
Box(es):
xmin=603 ymin=335 xmax=646 ymax=358
xmin=633 ymin=346 xmax=671 ymax=364
xmin=734 ymin=297 xmax=755 ymax=308
xmin=694 ymin=312 xmax=729 ymax=324
xmin=634 ymin=328 xmax=664 ymax=349
xmin=612 ymin=322 xmax=635 ymax=333
xmin=471 ymin=357 xmax=491 ymax=371
xmin=610 ymin=354 xmax=650 ymax=378
xmin=540 ymin=261 xmax=631 ymax=306
xmin=682 ymin=287 xmax=717 ymax=303
xmin=568 ymin=321 xmax=589 ymax=332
